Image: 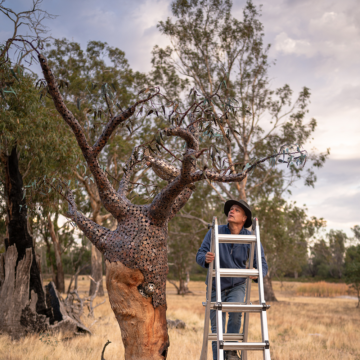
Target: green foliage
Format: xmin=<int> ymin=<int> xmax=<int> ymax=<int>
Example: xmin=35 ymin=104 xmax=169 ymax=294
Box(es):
xmin=0 ymin=61 xmax=81 ymax=208
xmin=328 ymin=230 xmax=347 ymax=278
xmin=344 ymin=243 xmax=360 ymax=307
xmin=309 ymin=230 xmax=348 ymax=279
xmin=149 ymin=0 xmax=331 ymax=291
xmin=43 ymin=39 xmax=162 ymax=208
xmin=168 ymin=182 xmax=221 ymax=284
xmin=310 ymin=239 xmax=332 ymax=278
xmin=152 ymin=0 xmax=329 ymax=201
xmin=253 ymin=196 xmax=326 ymax=279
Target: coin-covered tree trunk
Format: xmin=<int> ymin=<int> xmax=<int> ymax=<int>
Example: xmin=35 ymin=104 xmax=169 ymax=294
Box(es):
xmin=38 ymin=50 xmax=306 ymax=358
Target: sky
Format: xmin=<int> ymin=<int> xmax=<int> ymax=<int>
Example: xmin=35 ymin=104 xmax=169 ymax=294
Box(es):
xmin=1 ymin=0 xmax=359 ymax=238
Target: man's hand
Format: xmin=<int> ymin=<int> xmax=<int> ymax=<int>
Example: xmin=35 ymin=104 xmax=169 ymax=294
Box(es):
xmin=205 ymin=252 xmax=215 ymax=264
xmin=248 ymin=267 xmax=258 ymax=280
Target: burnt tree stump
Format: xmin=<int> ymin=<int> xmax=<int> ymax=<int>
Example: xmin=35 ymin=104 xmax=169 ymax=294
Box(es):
xmin=0 ymin=245 xmax=91 ymax=338
xmin=0 ymin=245 xmax=48 ymax=338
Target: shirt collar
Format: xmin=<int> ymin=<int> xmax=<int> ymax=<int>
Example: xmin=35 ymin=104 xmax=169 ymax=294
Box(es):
xmin=226 ymin=223 xmax=245 ymax=234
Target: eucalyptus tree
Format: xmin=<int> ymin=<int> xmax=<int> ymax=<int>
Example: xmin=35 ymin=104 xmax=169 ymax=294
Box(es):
xmin=36 ymin=37 xmax=307 ymax=357
xmin=0 ymin=1 xmax=87 ymax=336
xmin=44 ymin=39 xmax=150 ymax=295
xmin=151 ymin=0 xmax=329 ymax=298
xmin=345 ymin=226 xmax=360 ymax=308
xmin=0 ymin=62 xmax=79 ymax=315
xmin=253 ymin=198 xmax=326 ymax=298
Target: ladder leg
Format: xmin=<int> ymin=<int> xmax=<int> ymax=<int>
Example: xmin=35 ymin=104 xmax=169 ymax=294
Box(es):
xmin=200 ymin=218 xmax=216 ymax=360
xmin=255 ymin=220 xmax=271 ymax=360
xmin=242 ymin=241 xmax=255 ymax=360
xmin=214 ymin=218 xmax=224 ymax=360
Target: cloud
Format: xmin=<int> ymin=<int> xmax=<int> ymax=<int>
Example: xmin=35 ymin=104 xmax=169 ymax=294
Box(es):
xmin=1 ymin=0 xmax=359 ymax=235
xmin=274 ymin=32 xmax=314 ymax=57
xmin=289 ymin=158 xmax=360 ymax=235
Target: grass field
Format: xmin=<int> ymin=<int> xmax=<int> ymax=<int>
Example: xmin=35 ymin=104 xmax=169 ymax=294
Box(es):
xmin=1 ymin=279 xmax=359 ymax=360
xmin=295 ymin=281 xmax=356 ymax=297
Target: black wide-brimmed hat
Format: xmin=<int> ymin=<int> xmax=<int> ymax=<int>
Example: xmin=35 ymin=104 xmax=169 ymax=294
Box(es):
xmin=224 ymin=199 xmax=252 ymax=228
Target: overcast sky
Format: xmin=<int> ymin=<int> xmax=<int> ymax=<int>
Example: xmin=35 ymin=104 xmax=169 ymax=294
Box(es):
xmin=1 ymin=0 xmax=359 ymax=238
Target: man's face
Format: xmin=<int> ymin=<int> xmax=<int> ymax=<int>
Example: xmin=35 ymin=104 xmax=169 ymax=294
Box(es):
xmin=227 ymin=205 xmax=247 ymax=226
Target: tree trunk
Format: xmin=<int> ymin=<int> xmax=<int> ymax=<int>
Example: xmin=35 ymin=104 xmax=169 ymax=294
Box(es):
xmin=43 ymin=237 xmax=56 ymax=283
xmin=47 ymin=214 xmax=65 ymax=293
xmin=0 ymin=245 xmax=49 ymax=338
xmin=178 ymin=278 xmax=190 ymax=295
xmin=106 ymin=260 xmax=169 ymax=360
xmin=264 ymin=275 xmax=277 ymax=302
xmin=3 ymin=146 xmax=50 ymax=316
xmin=90 ymin=245 xmax=104 ymax=296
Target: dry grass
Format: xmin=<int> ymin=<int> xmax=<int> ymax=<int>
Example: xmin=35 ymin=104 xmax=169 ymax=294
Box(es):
xmin=295 ymin=281 xmax=355 ymax=297
xmin=1 ymin=279 xmax=359 ymax=360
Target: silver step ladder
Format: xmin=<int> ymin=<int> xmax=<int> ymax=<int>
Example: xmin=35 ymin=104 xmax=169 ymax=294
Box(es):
xmin=200 ymin=217 xmax=271 ymax=360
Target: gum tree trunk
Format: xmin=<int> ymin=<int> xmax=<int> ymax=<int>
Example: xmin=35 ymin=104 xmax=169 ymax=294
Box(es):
xmin=264 ymin=275 xmax=277 ymax=302
xmin=90 ymin=245 xmax=104 ymax=296
xmin=47 ymin=214 xmax=65 ymax=293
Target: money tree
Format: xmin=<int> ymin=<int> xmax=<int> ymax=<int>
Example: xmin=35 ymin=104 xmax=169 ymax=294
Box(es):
xmin=35 ymin=51 xmax=306 ymax=359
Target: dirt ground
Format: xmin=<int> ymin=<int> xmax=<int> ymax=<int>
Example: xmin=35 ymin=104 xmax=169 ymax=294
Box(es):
xmin=0 ymin=280 xmax=359 ymax=360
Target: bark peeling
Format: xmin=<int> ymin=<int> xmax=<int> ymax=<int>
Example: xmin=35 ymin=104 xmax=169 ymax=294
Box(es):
xmin=106 ymin=260 xmax=169 ymax=360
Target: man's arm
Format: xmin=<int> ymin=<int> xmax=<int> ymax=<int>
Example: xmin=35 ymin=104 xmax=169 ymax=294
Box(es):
xmin=196 ymin=229 xmax=212 ymax=268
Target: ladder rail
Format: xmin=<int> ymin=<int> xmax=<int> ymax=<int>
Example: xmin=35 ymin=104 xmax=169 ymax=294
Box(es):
xmin=214 ymin=218 xmax=224 ymax=360
xmin=200 ymin=218 xmax=216 ymax=360
xmin=242 ymin=238 xmax=255 ymax=360
xmin=255 ymin=219 xmax=271 ymax=360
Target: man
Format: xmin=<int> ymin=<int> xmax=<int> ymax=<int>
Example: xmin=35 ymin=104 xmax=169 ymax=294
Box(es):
xmin=196 ymin=199 xmax=268 ymax=360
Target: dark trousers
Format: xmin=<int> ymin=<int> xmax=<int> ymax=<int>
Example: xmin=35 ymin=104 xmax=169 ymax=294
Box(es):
xmin=210 ymin=283 xmax=246 ymax=360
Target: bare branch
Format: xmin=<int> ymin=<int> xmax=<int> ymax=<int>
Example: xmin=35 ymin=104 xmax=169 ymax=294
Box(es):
xmin=168 ymin=186 xmax=194 ymax=221
xmin=101 ymin=340 xmax=111 ymax=360
xmin=205 ymin=179 xmax=226 ymax=202
xmin=144 ymin=151 xmax=180 ymax=181
xmin=38 ymin=54 xmax=128 ymax=219
xmin=65 ymin=189 xmax=112 ymax=252
xmin=163 ymin=126 xmax=199 ymax=151
xmin=176 ymin=213 xmax=209 ymax=227
xmin=92 ymin=89 xmax=160 ymax=157
xmin=217 ymin=182 xmax=235 ymax=200
xmin=117 ymin=149 xmax=142 ymax=196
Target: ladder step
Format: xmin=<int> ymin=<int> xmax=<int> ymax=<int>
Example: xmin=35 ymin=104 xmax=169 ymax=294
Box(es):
xmin=202 ymin=301 xmax=245 ymax=307
xmin=208 ymin=333 xmax=244 ymax=341
xmin=212 ymin=269 xmax=259 ymax=277
xmin=202 ymin=302 xmax=268 ymax=313
xmin=221 ymin=342 xmax=268 ymax=351
xmin=218 ymin=234 xmax=256 ymax=243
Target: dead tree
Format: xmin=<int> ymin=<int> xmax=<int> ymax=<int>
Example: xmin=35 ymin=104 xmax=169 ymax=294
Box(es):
xmin=0 ymin=245 xmax=48 ymax=338
xmin=36 ymin=52 xmax=307 ymax=359
xmin=0 ymin=245 xmax=91 ymax=338
xmin=0 ymin=146 xmax=49 ymax=317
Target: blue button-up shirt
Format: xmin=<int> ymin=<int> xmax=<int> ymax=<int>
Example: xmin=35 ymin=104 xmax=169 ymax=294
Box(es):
xmin=196 ymin=224 xmax=268 ymax=291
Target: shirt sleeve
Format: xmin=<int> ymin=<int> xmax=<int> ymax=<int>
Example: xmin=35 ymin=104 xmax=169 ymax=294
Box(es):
xmin=196 ymin=229 xmax=212 ymax=269
xmin=253 ymin=242 xmax=268 ymax=281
